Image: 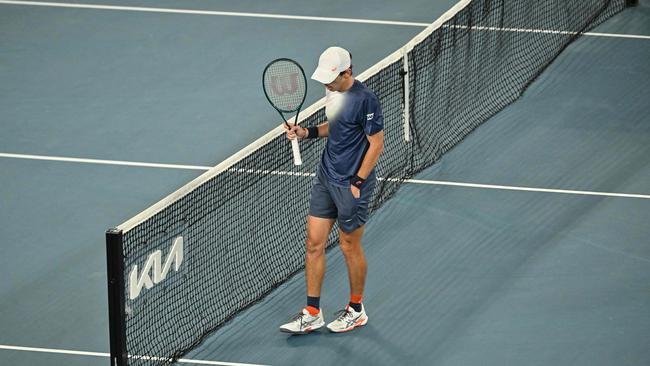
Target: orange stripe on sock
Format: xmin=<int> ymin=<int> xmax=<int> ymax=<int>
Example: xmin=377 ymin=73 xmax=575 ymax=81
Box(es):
xmin=305 ymin=306 xmax=320 ymax=315
xmin=350 ymin=294 xmax=363 ymax=304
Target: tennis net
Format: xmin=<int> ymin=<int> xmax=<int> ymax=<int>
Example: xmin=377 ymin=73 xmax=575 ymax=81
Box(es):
xmin=106 ymin=1 xmax=630 ymax=365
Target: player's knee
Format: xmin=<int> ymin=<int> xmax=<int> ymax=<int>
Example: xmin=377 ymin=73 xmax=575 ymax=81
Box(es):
xmin=305 ymin=236 xmax=326 ymax=257
xmin=339 ymin=235 xmax=359 ymax=256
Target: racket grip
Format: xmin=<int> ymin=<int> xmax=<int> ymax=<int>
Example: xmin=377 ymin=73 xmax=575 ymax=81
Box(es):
xmin=291 ymin=138 xmax=303 ymax=165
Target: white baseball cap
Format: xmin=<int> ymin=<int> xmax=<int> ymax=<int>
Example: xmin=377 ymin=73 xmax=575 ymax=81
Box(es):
xmin=311 ymin=46 xmax=351 ymax=84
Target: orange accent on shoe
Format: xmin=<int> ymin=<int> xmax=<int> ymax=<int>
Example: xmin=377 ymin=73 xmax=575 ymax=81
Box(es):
xmin=354 ymin=317 xmax=367 ymax=326
xmin=305 ymin=306 xmax=320 ymax=315
xmin=336 ymin=317 xmax=367 ymax=333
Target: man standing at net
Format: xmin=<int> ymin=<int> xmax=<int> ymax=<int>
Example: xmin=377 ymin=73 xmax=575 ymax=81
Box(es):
xmin=280 ymin=46 xmax=384 ymax=334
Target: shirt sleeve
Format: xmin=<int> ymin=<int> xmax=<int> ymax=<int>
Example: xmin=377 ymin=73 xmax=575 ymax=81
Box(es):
xmin=362 ymin=94 xmax=384 ymax=136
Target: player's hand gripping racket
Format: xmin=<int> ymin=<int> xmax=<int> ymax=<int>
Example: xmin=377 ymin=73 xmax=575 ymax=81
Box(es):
xmin=262 ymin=58 xmax=307 ymax=165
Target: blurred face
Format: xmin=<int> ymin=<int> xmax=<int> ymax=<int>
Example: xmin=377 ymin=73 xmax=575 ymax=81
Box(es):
xmin=324 ymin=68 xmax=352 ymax=92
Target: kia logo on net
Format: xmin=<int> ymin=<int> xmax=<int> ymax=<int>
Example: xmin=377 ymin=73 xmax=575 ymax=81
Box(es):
xmin=129 ymin=236 xmax=184 ymax=300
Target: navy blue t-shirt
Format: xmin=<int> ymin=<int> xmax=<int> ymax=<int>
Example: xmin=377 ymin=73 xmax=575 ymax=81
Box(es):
xmin=319 ymin=80 xmax=384 ymax=187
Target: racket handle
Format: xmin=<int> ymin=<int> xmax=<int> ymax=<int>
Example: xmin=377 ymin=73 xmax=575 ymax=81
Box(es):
xmin=291 ymin=138 xmax=303 ymax=165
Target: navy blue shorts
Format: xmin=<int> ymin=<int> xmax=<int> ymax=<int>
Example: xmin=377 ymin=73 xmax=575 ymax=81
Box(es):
xmin=308 ymin=169 xmax=376 ymax=233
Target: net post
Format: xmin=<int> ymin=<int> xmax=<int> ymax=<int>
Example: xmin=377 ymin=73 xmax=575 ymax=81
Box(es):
xmin=106 ymin=228 xmax=127 ymax=366
xmin=401 ymin=48 xmax=411 ymax=143
xmin=625 ymin=0 xmax=638 ymax=6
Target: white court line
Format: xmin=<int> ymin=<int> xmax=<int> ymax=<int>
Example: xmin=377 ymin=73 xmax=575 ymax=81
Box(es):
xmin=3 ymin=152 xmax=649 ymax=199
xmin=447 ymin=24 xmax=650 ymax=40
xmin=0 ymin=344 xmax=108 ymax=358
xmin=0 ymin=152 xmax=212 ymax=171
xmin=582 ymin=31 xmax=650 ymax=40
xmin=2 ymin=152 xmax=649 ymax=199
xmin=0 ymin=344 xmax=269 ymax=366
xmin=0 ymin=0 xmax=430 ymax=27
xmin=402 ymin=179 xmax=650 ymax=200
xmin=1 ymin=0 xmax=649 ymax=40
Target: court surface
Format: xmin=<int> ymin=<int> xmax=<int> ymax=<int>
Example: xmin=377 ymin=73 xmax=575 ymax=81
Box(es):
xmin=1 ymin=1 xmax=649 ymax=365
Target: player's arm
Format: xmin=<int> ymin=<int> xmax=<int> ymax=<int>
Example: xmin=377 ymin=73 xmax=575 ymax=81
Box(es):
xmin=308 ymin=122 xmax=329 ymax=138
xmin=350 ymin=95 xmax=384 ymax=197
xmin=286 ymin=122 xmax=329 ymax=139
xmin=355 ymin=130 xmax=384 ymax=180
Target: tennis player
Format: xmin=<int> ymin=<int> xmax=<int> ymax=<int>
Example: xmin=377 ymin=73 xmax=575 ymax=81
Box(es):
xmin=280 ymin=46 xmax=384 ymax=334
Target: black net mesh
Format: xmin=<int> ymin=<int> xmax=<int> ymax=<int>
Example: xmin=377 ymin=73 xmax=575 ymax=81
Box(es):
xmin=109 ymin=1 xmax=626 ymax=364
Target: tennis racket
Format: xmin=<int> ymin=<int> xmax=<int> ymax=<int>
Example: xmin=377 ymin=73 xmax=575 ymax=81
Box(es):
xmin=262 ymin=58 xmax=307 ymax=165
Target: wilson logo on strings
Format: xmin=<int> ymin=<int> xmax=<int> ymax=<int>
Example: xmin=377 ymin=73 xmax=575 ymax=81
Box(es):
xmin=129 ymin=236 xmax=184 ymax=300
xmin=271 ymin=73 xmax=299 ymax=96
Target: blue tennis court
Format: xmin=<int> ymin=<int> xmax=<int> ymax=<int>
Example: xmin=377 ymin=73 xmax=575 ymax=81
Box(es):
xmin=1 ymin=1 xmax=649 ymax=365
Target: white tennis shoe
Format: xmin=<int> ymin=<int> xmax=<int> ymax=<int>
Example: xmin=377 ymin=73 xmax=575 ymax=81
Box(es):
xmin=326 ymin=304 xmax=368 ymax=333
xmin=280 ymin=308 xmax=325 ymax=334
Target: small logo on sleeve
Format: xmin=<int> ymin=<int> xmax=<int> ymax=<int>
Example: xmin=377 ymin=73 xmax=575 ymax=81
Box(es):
xmin=366 ymin=113 xmax=374 ymax=121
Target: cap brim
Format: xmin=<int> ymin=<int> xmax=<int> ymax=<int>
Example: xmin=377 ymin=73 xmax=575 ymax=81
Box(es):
xmin=311 ymin=67 xmax=338 ymax=84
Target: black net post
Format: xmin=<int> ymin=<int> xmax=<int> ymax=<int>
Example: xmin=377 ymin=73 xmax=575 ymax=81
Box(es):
xmin=106 ymin=228 xmax=127 ymax=366
xmin=626 ymin=0 xmax=638 ymax=6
